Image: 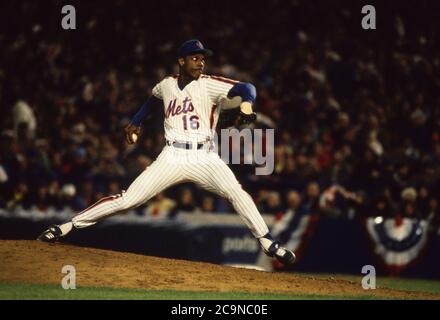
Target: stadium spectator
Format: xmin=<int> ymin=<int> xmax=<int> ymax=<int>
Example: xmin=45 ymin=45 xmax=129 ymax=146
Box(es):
xmin=0 ymin=1 xmax=439 ymax=220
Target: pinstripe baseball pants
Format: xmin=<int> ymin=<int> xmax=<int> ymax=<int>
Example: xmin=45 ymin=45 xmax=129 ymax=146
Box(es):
xmin=71 ymin=145 xmax=269 ymax=238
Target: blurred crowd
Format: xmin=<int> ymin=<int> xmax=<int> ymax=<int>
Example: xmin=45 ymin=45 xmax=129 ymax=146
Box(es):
xmin=1 ymin=0 xmax=440 ymax=224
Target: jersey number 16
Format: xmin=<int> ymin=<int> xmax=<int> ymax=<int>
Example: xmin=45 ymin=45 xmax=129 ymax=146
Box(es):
xmin=183 ymin=115 xmax=200 ymax=130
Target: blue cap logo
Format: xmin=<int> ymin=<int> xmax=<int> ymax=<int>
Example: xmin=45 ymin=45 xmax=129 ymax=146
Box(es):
xmin=177 ymin=39 xmax=213 ymax=58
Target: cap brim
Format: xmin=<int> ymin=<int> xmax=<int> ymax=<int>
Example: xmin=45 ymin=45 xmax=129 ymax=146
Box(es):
xmin=201 ymin=49 xmax=213 ymax=57
xmin=187 ymin=49 xmax=213 ymax=57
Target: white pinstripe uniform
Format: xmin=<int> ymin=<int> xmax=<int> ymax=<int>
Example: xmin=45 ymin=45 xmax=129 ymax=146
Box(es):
xmin=71 ymin=74 xmax=269 ymax=238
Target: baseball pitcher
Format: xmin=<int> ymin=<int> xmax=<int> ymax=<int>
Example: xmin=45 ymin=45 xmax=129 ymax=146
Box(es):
xmin=37 ymin=40 xmax=295 ymax=265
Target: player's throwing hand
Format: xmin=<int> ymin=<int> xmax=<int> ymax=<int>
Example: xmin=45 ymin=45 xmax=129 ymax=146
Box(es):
xmin=124 ymin=123 xmax=141 ymax=144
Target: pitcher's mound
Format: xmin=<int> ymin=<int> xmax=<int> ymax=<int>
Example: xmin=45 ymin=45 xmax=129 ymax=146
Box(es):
xmin=0 ymin=240 xmax=436 ymax=299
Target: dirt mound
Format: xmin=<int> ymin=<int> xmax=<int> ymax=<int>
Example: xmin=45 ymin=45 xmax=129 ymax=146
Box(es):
xmin=0 ymin=240 xmax=437 ymax=299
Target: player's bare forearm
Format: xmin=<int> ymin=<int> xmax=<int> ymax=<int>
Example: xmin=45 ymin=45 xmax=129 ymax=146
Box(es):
xmin=225 ymin=82 xmax=257 ymax=125
xmin=240 ymin=101 xmax=253 ymax=114
xmin=238 ymin=101 xmax=257 ymax=125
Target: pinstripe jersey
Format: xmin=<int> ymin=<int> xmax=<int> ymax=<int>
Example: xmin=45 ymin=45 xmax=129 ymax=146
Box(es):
xmin=70 ymin=74 xmax=271 ymax=239
xmin=152 ymin=75 xmax=239 ymax=143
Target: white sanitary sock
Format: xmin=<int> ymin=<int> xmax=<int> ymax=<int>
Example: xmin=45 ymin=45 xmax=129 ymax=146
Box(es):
xmin=59 ymin=222 xmax=73 ymax=236
xmin=259 ymin=237 xmax=274 ymax=252
xmin=259 ymin=236 xmax=288 ymax=256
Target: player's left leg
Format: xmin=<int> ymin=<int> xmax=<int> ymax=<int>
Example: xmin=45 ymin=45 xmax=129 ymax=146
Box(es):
xmin=184 ymin=150 xmax=295 ymax=265
xmin=37 ymin=146 xmax=185 ymax=242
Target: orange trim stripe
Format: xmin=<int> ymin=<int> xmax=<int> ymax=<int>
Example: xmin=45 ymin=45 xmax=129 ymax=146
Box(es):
xmin=209 ymin=75 xmax=238 ymax=85
xmin=210 ymin=105 xmax=218 ymax=129
xmin=75 ymin=194 xmax=121 ymax=217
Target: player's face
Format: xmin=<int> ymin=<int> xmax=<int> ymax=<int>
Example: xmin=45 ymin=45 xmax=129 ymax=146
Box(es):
xmin=182 ymin=54 xmax=205 ymax=79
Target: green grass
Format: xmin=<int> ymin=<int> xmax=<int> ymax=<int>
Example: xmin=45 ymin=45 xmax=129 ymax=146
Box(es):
xmin=377 ymin=278 xmax=440 ymax=294
xmin=305 ymin=273 xmax=440 ymax=295
xmin=0 ymin=283 xmax=392 ymax=300
xmin=2 ymin=275 xmax=440 ymax=300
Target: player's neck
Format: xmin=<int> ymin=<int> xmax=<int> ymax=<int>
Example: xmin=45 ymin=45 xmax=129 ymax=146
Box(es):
xmin=177 ymin=73 xmax=198 ymax=90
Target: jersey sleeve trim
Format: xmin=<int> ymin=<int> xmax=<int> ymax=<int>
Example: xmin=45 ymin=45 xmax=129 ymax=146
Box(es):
xmin=209 ymin=75 xmax=239 ymax=85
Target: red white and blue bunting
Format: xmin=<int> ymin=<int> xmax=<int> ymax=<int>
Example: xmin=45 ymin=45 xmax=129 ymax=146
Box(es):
xmin=268 ymin=210 xmax=319 ymax=269
xmin=365 ymin=217 xmax=430 ymax=270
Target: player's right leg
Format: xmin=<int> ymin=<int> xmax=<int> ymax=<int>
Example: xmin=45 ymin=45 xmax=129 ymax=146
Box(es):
xmin=37 ymin=147 xmax=183 ymax=242
xmin=185 ymin=150 xmax=296 ymax=265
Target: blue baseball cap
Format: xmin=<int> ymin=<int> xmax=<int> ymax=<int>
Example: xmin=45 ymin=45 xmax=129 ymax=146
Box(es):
xmin=177 ymin=39 xmax=213 ymax=58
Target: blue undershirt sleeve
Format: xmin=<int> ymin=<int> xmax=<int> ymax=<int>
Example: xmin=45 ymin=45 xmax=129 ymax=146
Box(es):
xmin=227 ymin=82 xmax=257 ymax=104
xmin=130 ymin=95 xmax=162 ymax=126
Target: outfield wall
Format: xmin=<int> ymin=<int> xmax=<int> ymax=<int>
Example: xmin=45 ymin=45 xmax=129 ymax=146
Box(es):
xmin=0 ymin=210 xmax=438 ymax=280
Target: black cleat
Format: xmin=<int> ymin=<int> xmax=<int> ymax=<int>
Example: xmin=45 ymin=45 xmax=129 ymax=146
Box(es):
xmin=264 ymin=241 xmax=296 ymax=265
xmin=37 ymin=225 xmax=62 ymax=243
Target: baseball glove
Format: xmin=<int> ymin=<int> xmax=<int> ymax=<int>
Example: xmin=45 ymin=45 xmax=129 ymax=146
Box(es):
xmin=238 ymin=111 xmax=257 ymax=125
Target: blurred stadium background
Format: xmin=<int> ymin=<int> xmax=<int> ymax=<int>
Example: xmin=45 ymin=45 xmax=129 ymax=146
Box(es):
xmin=0 ymin=0 xmax=439 ymax=280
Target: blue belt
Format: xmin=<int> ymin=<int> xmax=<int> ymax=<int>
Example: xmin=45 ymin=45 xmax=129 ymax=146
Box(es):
xmin=166 ymin=140 xmax=204 ymax=150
